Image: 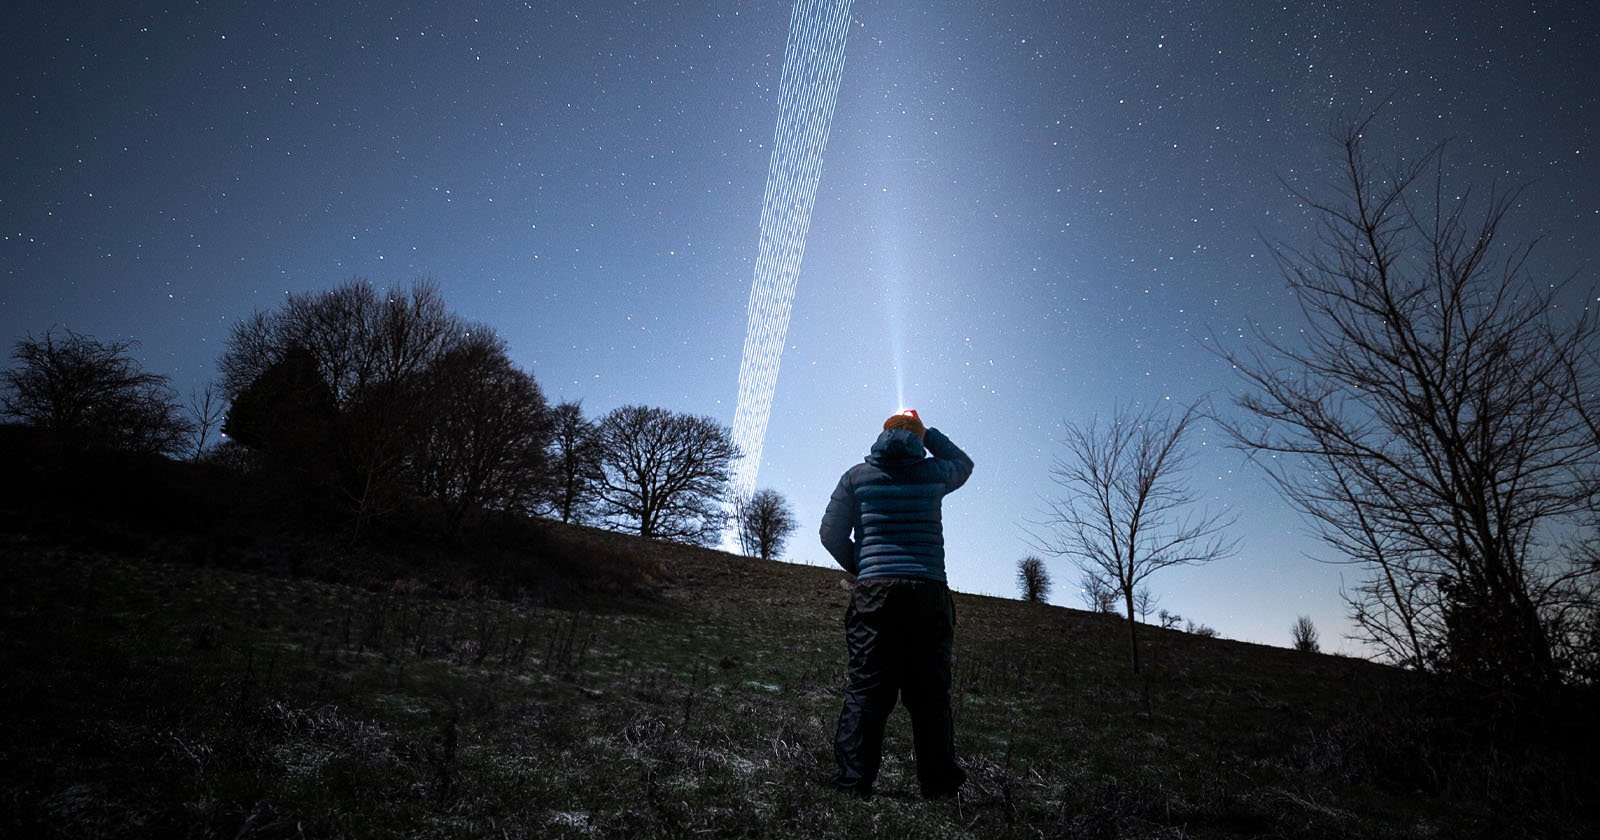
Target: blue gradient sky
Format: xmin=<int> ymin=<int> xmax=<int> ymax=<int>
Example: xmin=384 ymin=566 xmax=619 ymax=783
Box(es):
xmin=4 ymin=1 xmax=1596 ymax=651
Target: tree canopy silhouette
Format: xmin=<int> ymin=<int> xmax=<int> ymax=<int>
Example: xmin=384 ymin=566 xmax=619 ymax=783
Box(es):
xmin=2 ymin=328 xmax=192 ymax=456
xmin=594 ymin=405 xmax=738 ymax=546
xmin=543 ymin=400 xmax=603 ymax=525
xmin=1017 ymin=556 xmax=1052 ymax=603
xmin=218 ymin=280 xmax=552 ymax=535
xmin=412 ymin=333 xmax=552 ymax=535
xmin=736 ymin=488 xmax=797 ymax=560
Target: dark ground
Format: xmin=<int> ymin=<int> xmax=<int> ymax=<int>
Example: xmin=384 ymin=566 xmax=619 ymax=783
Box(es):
xmin=2 ymin=434 xmax=1595 ymax=837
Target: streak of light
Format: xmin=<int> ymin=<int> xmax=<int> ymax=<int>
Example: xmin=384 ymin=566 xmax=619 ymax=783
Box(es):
xmin=731 ymin=0 xmax=853 ymax=504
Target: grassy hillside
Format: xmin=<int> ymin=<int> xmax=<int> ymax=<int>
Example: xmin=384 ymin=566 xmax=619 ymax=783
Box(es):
xmin=0 ymin=436 xmax=1589 ymax=837
xmin=5 ymin=519 xmax=1592 ymax=839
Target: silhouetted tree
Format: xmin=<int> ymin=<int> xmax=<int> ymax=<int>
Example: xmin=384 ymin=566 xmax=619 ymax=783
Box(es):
xmin=1561 ymin=598 xmax=1600 ymax=686
xmin=594 ymin=405 xmax=738 ymax=546
xmin=1080 ymin=568 xmax=1119 ymax=614
xmin=199 ymin=439 xmax=257 ymax=473
xmin=185 ymin=381 xmax=227 ymax=461
xmin=544 ymin=400 xmax=603 ymax=524
xmin=1220 ymin=117 xmax=1600 ymax=687
xmin=1134 ymin=584 xmax=1158 ymax=622
xmin=1184 ymin=619 xmax=1219 ymax=638
xmin=737 ymin=488 xmax=797 ymax=560
xmin=219 ymin=280 xmax=464 ymax=407
xmin=1017 ymin=555 xmax=1051 ymax=603
xmin=1036 ymin=402 xmax=1238 ymax=672
xmin=411 ymin=331 xmax=551 ymax=535
xmin=217 ymin=280 xmax=478 ymax=528
xmin=1291 ymin=615 xmax=1321 ymax=653
xmin=2 ymin=328 xmax=192 ymax=456
xmin=222 ymin=344 xmax=341 ymax=491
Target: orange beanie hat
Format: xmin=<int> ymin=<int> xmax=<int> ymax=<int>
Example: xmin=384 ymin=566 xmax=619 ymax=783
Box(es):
xmin=883 ymin=410 xmax=925 ymax=438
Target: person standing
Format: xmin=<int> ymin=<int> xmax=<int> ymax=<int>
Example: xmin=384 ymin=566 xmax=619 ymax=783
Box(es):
xmin=819 ymin=409 xmax=974 ymax=799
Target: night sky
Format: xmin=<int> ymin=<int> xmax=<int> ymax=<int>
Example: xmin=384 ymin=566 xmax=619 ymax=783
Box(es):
xmin=5 ymin=1 xmax=1596 ymax=651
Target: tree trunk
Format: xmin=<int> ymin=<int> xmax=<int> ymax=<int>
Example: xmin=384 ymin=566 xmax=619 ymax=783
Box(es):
xmin=1125 ymin=588 xmax=1141 ymax=673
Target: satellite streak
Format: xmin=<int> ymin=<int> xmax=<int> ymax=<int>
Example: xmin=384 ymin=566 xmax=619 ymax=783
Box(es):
xmin=731 ymin=0 xmax=853 ymax=502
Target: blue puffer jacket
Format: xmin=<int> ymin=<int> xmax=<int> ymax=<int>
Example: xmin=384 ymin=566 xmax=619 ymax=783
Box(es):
xmin=819 ymin=427 xmax=974 ymax=581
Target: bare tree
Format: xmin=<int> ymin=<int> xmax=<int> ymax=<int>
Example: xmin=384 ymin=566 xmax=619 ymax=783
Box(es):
xmin=2 ymin=328 xmax=192 ymax=456
xmin=594 ymin=405 xmax=739 ymax=546
xmin=1220 ymin=117 xmax=1600 ymax=687
xmin=1017 ymin=555 xmax=1052 ymax=603
xmin=219 ymin=279 xmax=463 ymax=407
xmin=1291 ymin=615 xmax=1321 ymax=653
xmin=411 ymin=331 xmax=551 ymax=536
xmin=1036 ymin=402 xmax=1238 ymax=672
xmin=1134 ymin=584 xmax=1158 ymax=622
xmin=544 ymin=400 xmax=603 ymax=524
xmin=1184 ymin=619 xmax=1219 ymax=638
xmin=1079 ymin=568 xmax=1119 ymax=614
xmin=186 ymin=381 xmax=228 ymax=461
xmin=736 ymin=488 xmax=798 ymax=560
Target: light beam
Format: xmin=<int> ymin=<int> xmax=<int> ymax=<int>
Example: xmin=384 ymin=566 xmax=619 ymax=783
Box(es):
xmin=730 ymin=0 xmax=853 ymax=502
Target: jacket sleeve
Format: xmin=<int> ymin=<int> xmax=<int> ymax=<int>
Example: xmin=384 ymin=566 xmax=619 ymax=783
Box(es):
xmin=922 ymin=427 xmax=974 ymax=493
xmin=819 ymin=474 xmax=859 ymax=575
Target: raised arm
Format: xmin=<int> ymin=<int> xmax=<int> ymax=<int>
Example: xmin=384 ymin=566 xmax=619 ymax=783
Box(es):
xmin=922 ymin=427 xmax=974 ymax=493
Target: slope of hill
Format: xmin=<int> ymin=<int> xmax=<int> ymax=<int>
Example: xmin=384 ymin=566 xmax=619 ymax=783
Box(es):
xmin=5 ymin=517 xmax=1592 ymax=839
xmin=1 ymin=432 xmax=1592 ymax=837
